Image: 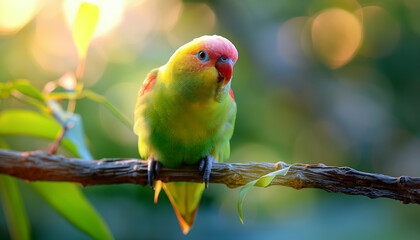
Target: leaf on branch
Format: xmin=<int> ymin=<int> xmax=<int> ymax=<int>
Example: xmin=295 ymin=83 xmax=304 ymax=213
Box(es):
xmin=72 ymin=2 xmax=99 ymax=60
xmin=0 ymin=109 xmax=112 ymax=239
xmin=237 ymin=165 xmax=290 ymax=224
xmin=0 ymin=109 xmax=78 ymax=156
xmin=0 ymin=175 xmax=31 ymax=240
xmin=10 ymin=79 xmax=45 ymax=102
xmin=0 ymin=141 xmax=30 ymax=240
xmin=31 ymin=182 xmax=113 ymax=240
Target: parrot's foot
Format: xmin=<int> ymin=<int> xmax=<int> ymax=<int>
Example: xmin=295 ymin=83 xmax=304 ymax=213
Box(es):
xmin=199 ymin=155 xmax=215 ymax=189
xmin=147 ymin=157 xmax=160 ymax=189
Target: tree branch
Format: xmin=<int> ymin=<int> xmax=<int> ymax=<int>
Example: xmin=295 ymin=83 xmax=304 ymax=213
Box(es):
xmin=1 ymin=149 xmax=419 ymax=204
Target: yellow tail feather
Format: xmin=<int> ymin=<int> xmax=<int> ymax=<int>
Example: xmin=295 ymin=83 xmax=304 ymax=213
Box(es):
xmin=161 ymin=182 xmax=205 ymax=234
xmin=154 ymin=180 xmax=163 ymax=203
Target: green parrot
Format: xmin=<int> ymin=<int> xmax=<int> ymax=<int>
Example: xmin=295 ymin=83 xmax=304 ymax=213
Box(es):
xmin=133 ymin=35 xmax=238 ymax=234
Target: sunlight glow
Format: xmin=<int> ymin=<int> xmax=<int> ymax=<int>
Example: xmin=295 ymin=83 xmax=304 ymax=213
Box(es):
xmin=0 ymin=0 xmax=38 ymax=35
xmin=58 ymin=72 xmax=77 ymax=90
xmin=32 ymin=12 xmax=77 ymax=74
xmin=63 ymin=0 xmax=124 ymax=38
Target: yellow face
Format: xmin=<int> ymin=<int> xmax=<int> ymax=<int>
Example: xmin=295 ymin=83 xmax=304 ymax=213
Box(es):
xmin=160 ymin=35 xmax=238 ymax=103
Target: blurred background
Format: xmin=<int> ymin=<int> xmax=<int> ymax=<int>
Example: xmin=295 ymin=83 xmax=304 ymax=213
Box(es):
xmin=1 ymin=0 xmax=420 ymax=239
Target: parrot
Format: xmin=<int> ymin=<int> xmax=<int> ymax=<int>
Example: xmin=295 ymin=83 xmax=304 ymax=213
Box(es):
xmin=133 ymin=35 xmax=238 ymax=234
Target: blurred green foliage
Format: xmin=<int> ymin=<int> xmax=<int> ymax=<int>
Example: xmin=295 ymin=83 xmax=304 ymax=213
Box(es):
xmin=1 ymin=0 xmax=420 ymax=239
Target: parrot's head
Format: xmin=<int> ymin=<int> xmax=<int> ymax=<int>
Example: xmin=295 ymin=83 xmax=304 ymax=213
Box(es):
xmin=162 ymin=35 xmax=238 ymax=103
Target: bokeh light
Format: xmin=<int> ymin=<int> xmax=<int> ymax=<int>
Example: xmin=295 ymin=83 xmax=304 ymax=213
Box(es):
xmin=167 ymin=3 xmax=216 ymax=46
xmin=357 ymin=6 xmax=400 ymax=58
xmin=277 ymin=17 xmax=311 ymax=68
xmin=32 ymin=8 xmax=77 ymax=75
xmin=58 ymin=72 xmax=76 ymax=90
xmin=63 ymin=0 xmax=124 ymax=38
xmin=0 ymin=0 xmax=38 ymax=35
xmin=157 ymin=0 xmax=183 ymax=31
xmin=311 ymin=8 xmax=363 ymax=69
xmin=82 ymin=46 xmax=108 ymax=87
xmin=405 ymin=0 xmax=420 ymax=37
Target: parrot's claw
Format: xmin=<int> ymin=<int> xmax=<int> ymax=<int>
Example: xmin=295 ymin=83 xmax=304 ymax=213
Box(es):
xmin=199 ymin=155 xmax=215 ymax=189
xmin=147 ymin=157 xmax=160 ymax=189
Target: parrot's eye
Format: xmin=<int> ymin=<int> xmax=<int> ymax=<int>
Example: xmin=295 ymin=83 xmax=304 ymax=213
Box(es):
xmin=196 ymin=50 xmax=209 ymax=62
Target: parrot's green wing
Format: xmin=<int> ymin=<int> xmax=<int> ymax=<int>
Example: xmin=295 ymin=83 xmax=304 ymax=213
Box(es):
xmin=133 ymin=68 xmax=159 ymax=160
xmin=211 ymin=92 xmax=236 ymax=163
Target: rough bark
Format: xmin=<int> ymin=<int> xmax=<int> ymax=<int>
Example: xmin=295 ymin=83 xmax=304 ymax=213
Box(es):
xmin=1 ymin=149 xmax=419 ymax=204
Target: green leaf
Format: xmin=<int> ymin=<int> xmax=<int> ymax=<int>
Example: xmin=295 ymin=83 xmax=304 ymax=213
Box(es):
xmin=0 ymin=140 xmax=31 ymax=240
xmin=0 ymin=109 xmax=78 ymax=156
xmin=237 ymin=166 xmax=290 ymax=224
xmin=11 ymin=79 xmax=45 ymax=102
xmin=72 ymin=2 xmax=99 ymax=59
xmin=0 ymin=80 xmax=46 ymax=109
xmin=0 ymin=175 xmax=31 ymax=240
xmin=31 ymin=182 xmax=113 ymax=240
xmin=0 ymin=109 xmax=113 ymax=239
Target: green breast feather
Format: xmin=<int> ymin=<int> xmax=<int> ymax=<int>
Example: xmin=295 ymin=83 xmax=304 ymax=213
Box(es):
xmin=134 ymin=69 xmax=236 ymax=168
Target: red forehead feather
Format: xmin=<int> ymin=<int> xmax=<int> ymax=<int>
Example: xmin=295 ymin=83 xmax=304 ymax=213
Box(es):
xmin=199 ymin=36 xmax=238 ymax=63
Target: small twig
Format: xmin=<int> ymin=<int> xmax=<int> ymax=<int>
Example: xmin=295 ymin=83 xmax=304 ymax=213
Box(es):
xmin=76 ymin=58 xmax=86 ymax=81
xmin=0 ymin=149 xmax=419 ymax=204
xmin=10 ymin=91 xmax=48 ymax=112
xmin=45 ymin=90 xmax=133 ymax=129
xmin=46 ymin=124 xmax=69 ymax=155
xmin=45 ymin=103 xmax=72 ymax=154
xmin=68 ymin=58 xmax=86 ymax=114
